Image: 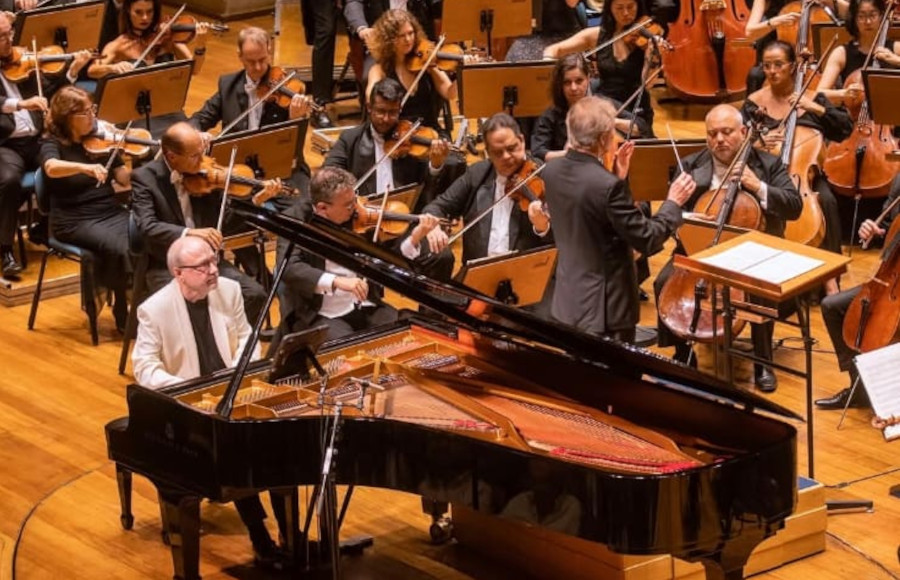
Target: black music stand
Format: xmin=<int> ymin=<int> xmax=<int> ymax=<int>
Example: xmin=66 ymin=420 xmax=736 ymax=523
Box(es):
xmin=459 ymin=246 xmax=557 ymax=306
xmin=363 ymin=182 xmax=423 ymax=212
xmin=629 ymin=138 xmax=707 ymax=202
xmin=459 ymin=60 xmax=555 ymax=118
xmin=268 ymin=325 xmax=330 ymax=383
xmin=210 ymin=120 xmax=302 ymax=180
xmin=95 ymin=60 xmax=193 ymax=131
xmin=441 ymin=0 xmax=533 ymax=57
xmin=13 ymin=0 xmax=105 ymax=52
xmin=862 ymin=68 xmax=900 ymax=126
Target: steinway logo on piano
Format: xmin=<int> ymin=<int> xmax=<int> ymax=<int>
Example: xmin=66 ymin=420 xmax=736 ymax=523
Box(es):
xmin=141 ymin=422 xmax=201 ymax=459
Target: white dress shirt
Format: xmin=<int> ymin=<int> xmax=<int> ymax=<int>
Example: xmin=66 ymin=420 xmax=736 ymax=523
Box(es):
xmin=487 ymin=175 xmax=514 ymax=257
xmin=315 ymin=261 xmax=375 ymax=318
xmin=244 ymin=76 xmax=263 ymax=131
xmin=371 ymin=127 xmax=395 ymax=194
xmin=169 ymin=169 xmax=196 ymax=229
xmin=0 ymin=75 xmax=38 ymax=138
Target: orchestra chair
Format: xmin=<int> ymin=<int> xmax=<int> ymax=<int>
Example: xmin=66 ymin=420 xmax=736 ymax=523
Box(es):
xmin=15 ymin=171 xmax=36 ymax=269
xmin=118 ymin=211 xmax=149 ymax=375
xmin=27 ymin=169 xmax=101 ymax=345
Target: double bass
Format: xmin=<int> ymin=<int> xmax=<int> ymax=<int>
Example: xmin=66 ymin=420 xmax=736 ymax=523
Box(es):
xmin=661 ymin=0 xmax=757 ymax=102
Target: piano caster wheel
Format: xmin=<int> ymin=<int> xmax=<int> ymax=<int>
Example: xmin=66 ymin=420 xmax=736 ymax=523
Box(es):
xmin=161 ymin=530 xmax=171 ymax=546
xmin=429 ymin=516 xmax=453 ymax=545
xmin=120 ymin=514 xmax=134 ymax=530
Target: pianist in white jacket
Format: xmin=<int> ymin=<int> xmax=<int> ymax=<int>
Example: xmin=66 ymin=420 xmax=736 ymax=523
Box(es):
xmin=132 ymin=235 xmax=260 ymax=389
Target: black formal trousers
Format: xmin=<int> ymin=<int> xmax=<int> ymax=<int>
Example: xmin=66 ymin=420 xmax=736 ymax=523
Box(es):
xmin=821 ymin=286 xmax=860 ymax=379
xmin=0 ymin=136 xmax=40 ymax=246
xmin=308 ymin=0 xmax=338 ymax=104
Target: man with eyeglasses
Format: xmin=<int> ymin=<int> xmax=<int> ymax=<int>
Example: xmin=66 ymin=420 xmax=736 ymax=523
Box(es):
xmin=324 ymin=77 xmax=459 ymax=211
xmin=131 ymin=235 xmax=291 ymax=570
xmin=0 ymin=11 xmax=91 ymax=277
xmin=132 ymin=122 xmax=279 ymax=324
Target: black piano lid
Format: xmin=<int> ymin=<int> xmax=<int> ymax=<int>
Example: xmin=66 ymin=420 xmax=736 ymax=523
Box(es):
xmin=231 ymin=200 xmax=801 ymax=421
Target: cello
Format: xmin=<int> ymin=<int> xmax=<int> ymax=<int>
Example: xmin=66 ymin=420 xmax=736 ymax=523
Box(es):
xmin=661 ymin=0 xmax=757 ymax=102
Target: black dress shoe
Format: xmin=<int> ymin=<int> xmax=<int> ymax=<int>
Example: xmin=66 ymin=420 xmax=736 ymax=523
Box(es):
xmin=639 ymin=288 xmax=649 ymax=302
xmin=815 ymin=387 xmax=870 ymax=410
xmin=254 ymin=544 xmax=292 ymax=571
xmin=2 ymin=250 xmax=22 ymax=278
xmin=754 ymin=365 xmax=777 ymax=393
xmin=311 ymin=108 xmax=333 ymax=129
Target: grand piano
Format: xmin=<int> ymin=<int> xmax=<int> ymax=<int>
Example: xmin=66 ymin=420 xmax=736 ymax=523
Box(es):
xmin=106 ymin=201 xmax=798 ymax=580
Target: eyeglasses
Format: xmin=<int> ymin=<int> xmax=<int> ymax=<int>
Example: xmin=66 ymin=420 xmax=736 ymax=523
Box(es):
xmin=370 ymin=106 xmax=401 ymax=118
xmin=72 ymin=105 xmax=98 ymax=118
xmin=856 ymin=11 xmax=881 ymax=20
xmin=761 ymin=60 xmax=791 ymax=70
xmin=179 ymin=258 xmax=218 ymax=273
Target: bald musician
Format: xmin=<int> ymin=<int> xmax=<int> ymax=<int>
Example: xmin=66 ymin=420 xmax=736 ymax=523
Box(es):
xmin=543 ymin=96 xmax=694 ymax=342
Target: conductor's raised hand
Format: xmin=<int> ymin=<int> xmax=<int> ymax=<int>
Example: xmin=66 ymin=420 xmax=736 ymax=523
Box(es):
xmin=666 ymin=172 xmax=696 ymax=207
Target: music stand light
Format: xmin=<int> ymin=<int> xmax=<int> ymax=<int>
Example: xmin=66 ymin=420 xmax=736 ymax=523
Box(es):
xmin=13 ymin=0 xmax=106 ymax=52
xmin=441 ymin=0 xmax=532 ymax=56
xmin=95 ymin=60 xmax=194 ymax=131
xmin=209 ymin=120 xmax=302 ymax=180
xmin=459 ymin=60 xmax=555 ymax=118
xmin=628 ymin=138 xmax=707 ymax=202
xmin=460 ymin=246 xmax=557 ymax=306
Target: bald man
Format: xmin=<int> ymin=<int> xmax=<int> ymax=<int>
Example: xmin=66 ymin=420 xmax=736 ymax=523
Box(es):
xmin=131 ymin=122 xmax=280 ymax=324
xmin=652 ymin=104 xmax=802 ymax=392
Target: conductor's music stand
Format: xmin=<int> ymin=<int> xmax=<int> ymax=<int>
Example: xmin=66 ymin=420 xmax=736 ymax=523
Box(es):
xmin=95 ymin=60 xmax=194 ymax=131
xmin=210 ymin=120 xmax=302 ymax=180
xmin=459 ymin=60 xmax=555 ymax=118
xmin=13 ymin=0 xmax=105 ymax=52
xmin=459 ymin=246 xmax=556 ymax=306
xmin=678 ymin=216 xmax=747 ymax=256
xmin=363 ymin=182 xmax=423 ymax=212
xmin=441 ymin=0 xmax=533 ymax=57
xmin=629 ymin=138 xmax=707 ymax=202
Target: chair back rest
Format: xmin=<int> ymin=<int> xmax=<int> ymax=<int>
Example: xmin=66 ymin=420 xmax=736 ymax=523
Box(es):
xmin=33 ymin=169 xmax=50 ymax=215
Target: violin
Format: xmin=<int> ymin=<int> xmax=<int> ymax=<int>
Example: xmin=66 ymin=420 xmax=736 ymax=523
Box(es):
xmin=181 ymin=156 xmax=299 ymax=198
xmin=383 ymin=119 xmax=463 ymax=160
xmin=83 ymin=121 xmax=158 ymax=158
xmin=0 ymin=45 xmax=98 ymax=83
xmin=623 ymin=22 xmax=674 ymax=51
xmin=505 ymin=159 xmax=546 ymax=211
xmin=351 ymin=198 xmax=449 ymax=241
xmin=255 ymin=66 xmax=323 ymax=112
xmin=161 ymin=15 xmax=228 ymax=44
xmin=406 ymin=39 xmax=477 ymax=72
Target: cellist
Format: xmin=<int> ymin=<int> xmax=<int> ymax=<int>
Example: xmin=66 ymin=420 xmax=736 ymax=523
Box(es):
xmin=652 ymin=105 xmax=801 ymax=391
xmin=815 ymin=180 xmax=900 ymax=411
xmin=741 ymin=39 xmax=852 ymax=295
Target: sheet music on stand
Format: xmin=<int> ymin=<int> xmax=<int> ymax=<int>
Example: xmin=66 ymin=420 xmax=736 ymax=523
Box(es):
xmin=696 ymin=241 xmax=824 ymax=285
xmin=854 ymin=343 xmax=900 ymax=441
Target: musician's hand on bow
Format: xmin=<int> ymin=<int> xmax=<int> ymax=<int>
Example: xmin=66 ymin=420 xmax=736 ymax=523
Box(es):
xmin=334 ymin=276 xmax=368 ymax=302
xmin=110 ymin=61 xmax=136 ymax=75
xmin=874 ymin=46 xmax=900 ymax=67
xmin=858 ymin=218 xmax=886 ymax=246
xmin=409 ymin=214 xmax=442 ymax=247
xmin=187 ymin=227 xmax=223 ymax=251
xmin=424 ymin=222 xmax=450 ymax=254
xmin=81 ymin=163 xmax=108 ymax=183
xmin=737 ymin=166 xmax=763 ymax=196
xmin=252 ymin=178 xmax=281 ymax=206
xmin=358 ymin=27 xmax=375 ymax=50
xmin=18 ymin=96 xmax=48 ymax=113
xmin=760 ymin=129 xmax=785 ymax=152
xmin=289 ymin=94 xmax=313 ymax=120
xmin=666 ymin=172 xmax=696 ymax=207
xmin=528 ymin=200 xmax=550 ymax=233
xmin=429 ymin=139 xmax=449 ymax=169
xmin=613 ymin=139 xmax=634 ymax=180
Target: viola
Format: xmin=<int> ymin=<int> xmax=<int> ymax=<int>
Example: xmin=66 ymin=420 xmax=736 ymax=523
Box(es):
xmin=256 ymin=66 xmax=323 ymax=112
xmin=161 ymin=15 xmax=228 ymax=44
xmin=383 ymin=119 xmax=464 ymax=160
xmin=83 ymin=121 xmax=158 ymax=158
xmin=181 ymin=156 xmax=299 ymax=198
xmin=351 ymin=198 xmax=449 ymax=241
xmin=623 ymin=22 xmax=674 ymax=51
xmin=1 ymin=45 xmax=98 ymax=82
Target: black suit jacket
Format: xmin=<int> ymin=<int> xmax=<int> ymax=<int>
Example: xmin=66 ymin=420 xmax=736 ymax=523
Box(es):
xmin=276 ymin=200 xmax=385 ymax=331
xmin=681 ymin=148 xmax=802 ymax=237
xmin=323 ymin=122 xmax=456 ymax=209
xmin=545 ymin=150 xmax=683 ymax=335
xmin=422 ymin=159 xmax=553 ymax=265
xmin=131 ymin=158 xmax=222 ymax=269
xmin=189 ymin=68 xmax=311 ymax=176
xmin=343 ymin=0 xmax=437 ymax=39
xmin=0 ymin=74 xmax=65 ymax=146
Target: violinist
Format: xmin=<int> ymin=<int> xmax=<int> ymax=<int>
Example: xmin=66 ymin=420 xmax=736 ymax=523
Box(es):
xmin=324 ymin=77 xmax=458 ymax=209
xmin=653 ymin=105 xmax=801 ymax=390
xmin=189 ymin=26 xmax=313 ymax=205
xmin=0 ymin=12 xmax=91 ymax=278
xmin=39 ymin=86 xmax=132 ymax=331
xmin=87 ymin=0 xmax=209 ymax=79
xmin=131 ymin=122 xmax=277 ymax=324
xmin=366 ymin=9 xmax=455 ymax=133
xmin=815 ymin=182 xmax=900 ymax=410
xmin=741 ymin=39 xmax=851 ymax=294
xmin=543 ymin=96 xmax=693 ymax=342
xmin=543 ymin=0 xmax=665 ymax=133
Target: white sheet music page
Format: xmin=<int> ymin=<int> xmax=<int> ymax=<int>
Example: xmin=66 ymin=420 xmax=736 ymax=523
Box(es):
xmin=854 ymin=343 xmax=900 ymax=441
xmin=697 ymin=241 xmax=824 ymax=284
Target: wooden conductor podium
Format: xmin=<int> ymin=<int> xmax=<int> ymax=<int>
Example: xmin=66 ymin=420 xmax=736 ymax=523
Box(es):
xmin=673 ymin=229 xmax=849 ymax=478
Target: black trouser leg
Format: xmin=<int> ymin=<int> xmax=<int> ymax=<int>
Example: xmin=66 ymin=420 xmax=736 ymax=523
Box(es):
xmin=309 ymin=0 xmax=338 ymax=103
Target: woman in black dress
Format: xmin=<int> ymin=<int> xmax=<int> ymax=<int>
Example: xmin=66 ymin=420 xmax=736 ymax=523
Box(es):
xmin=40 ymin=86 xmax=132 ymax=329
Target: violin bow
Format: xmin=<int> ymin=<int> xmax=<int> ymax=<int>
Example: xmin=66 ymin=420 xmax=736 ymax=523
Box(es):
xmin=583 ymin=18 xmax=653 ymax=60
xmin=369 ymin=120 xmax=424 ymax=242
xmin=447 ymin=163 xmax=547 ymax=246
xmin=97 ymin=119 xmax=133 ymax=188
xmin=665 ymin=123 xmax=684 ymax=174
xmin=31 ymin=37 xmax=43 ymax=101
xmin=133 ymin=3 xmax=187 ymax=67
xmin=615 ymin=67 xmax=662 ymax=120
xmin=861 ymin=194 xmax=900 ymax=249
xmin=215 ymin=69 xmax=298 ymax=143
xmin=355 ymin=119 xmax=421 ymax=193
xmin=215 ymin=145 xmax=239 ymax=233
xmin=401 ymin=35 xmax=447 ymax=109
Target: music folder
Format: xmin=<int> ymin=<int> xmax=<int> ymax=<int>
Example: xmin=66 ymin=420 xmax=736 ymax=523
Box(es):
xmin=209 ymin=120 xmax=302 ymax=180
xmin=13 ymin=0 xmax=105 ymax=51
xmin=459 ymin=246 xmax=557 ymax=307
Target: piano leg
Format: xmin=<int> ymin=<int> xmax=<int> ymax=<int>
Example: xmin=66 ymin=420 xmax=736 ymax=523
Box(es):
xmin=272 ymin=487 xmax=305 ymax=566
xmin=697 ymin=526 xmax=769 ymax=580
xmin=157 ymin=491 xmax=202 ymax=580
xmin=115 ymin=464 xmax=134 ymax=530
xmin=421 ymin=497 xmax=453 ymax=544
